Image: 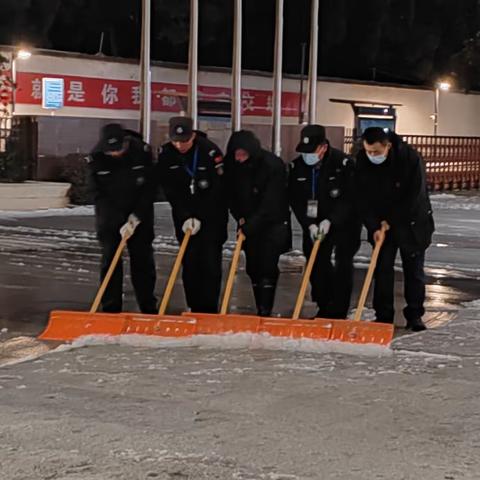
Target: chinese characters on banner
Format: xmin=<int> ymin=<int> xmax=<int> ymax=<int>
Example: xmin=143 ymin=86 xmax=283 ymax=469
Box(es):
xmin=15 ymin=72 xmax=300 ymax=117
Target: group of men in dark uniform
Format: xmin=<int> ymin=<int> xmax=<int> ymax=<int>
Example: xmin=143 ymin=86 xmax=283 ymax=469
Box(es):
xmin=88 ymin=116 xmax=434 ymax=332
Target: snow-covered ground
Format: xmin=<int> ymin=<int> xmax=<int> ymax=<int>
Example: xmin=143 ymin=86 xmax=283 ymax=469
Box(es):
xmin=0 ymin=193 xmax=480 ymax=479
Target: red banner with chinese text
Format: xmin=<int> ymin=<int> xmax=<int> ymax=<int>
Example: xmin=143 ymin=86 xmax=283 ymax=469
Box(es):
xmin=15 ymin=72 xmax=300 ymax=117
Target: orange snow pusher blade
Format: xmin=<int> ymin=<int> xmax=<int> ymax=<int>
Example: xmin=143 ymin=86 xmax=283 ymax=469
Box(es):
xmin=185 ymin=224 xmax=394 ymax=346
xmin=39 ymin=230 xmax=194 ymax=342
xmin=253 ymin=228 xmax=392 ymax=345
xmin=181 ymin=313 xmax=333 ymax=340
xmin=180 ymin=233 xmax=327 ymax=339
xmin=39 ymin=311 xmax=197 ymax=342
xmin=329 ymin=320 xmax=393 ymax=346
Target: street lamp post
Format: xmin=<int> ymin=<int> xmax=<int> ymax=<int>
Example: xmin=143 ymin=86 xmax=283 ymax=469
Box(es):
xmin=10 ymin=48 xmax=32 ymax=118
xmin=433 ymin=81 xmax=451 ymax=136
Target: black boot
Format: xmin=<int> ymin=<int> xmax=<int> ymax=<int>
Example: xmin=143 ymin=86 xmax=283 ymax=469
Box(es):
xmin=374 ymin=318 xmax=394 ymax=324
xmin=314 ymin=309 xmax=330 ymax=319
xmin=406 ymin=318 xmax=427 ymax=332
xmin=255 ymin=279 xmax=277 ymax=317
xmin=140 ymin=300 xmax=159 ymax=315
xmin=252 ymin=283 xmax=261 ymax=310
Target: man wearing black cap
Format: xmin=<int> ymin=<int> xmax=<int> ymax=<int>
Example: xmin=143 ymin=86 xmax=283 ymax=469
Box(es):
xmin=289 ymin=125 xmax=361 ymax=319
xmin=356 ymin=127 xmax=434 ymax=331
xmin=157 ymin=116 xmax=228 ymax=313
xmin=224 ymin=130 xmax=291 ymax=317
xmin=87 ymin=123 xmax=157 ymax=313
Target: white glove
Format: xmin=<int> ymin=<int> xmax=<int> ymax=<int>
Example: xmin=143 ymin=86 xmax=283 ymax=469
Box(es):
xmin=182 ymin=217 xmax=201 ymax=236
xmin=308 ymin=224 xmax=319 ymax=242
xmin=319 ymin=219 xmax=331 ymax=236
xmin=120 ymin=213 xmax=141 ymax=239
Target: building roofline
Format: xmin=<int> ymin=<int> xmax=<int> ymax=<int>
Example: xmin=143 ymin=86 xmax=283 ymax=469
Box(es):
xmin=0 ymin=44 xmax=476 ymax=95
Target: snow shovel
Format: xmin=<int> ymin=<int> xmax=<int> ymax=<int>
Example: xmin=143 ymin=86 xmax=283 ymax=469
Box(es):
xmin=39 ymin=230 xmax=197 ymax=341
xmin=329 ymin=221 xmax=394 ymax=345
xmin=258 ymin=233 xmax=333 ymax=340
xmin=181 ymin=232 xmax=263 ymax=334
xmin=182 ymin=232 xmax=333 ymax=339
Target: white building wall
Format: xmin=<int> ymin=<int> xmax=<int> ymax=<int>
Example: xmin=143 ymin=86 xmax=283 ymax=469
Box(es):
xmin=3 ymin=49 xmax=480 ymax=137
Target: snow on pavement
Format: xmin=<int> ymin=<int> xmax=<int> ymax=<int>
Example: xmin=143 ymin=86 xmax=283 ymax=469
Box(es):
xmin=1 ymin=327 xmax=480 ymax=479
xmin=1 ymin=193 xmax=480 ymax=478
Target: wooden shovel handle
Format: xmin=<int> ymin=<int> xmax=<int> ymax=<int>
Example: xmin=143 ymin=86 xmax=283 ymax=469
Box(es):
xmin=354 ymin=221 xmax=390 ymax=322
xmin=292 ymin=235 xmax=323 ymax=320
xmin=90 ymin=235 xmax=128 ymax=314
xmin=220 ymin=232 xmax=245 ymax=315
xmin=158 ymin=229 xmax=192 ymax=315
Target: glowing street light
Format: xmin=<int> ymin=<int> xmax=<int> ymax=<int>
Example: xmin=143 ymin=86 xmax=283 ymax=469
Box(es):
xmin=16 ymin=49 xmax=32 ymax=61
xmin=438 ymin=81 xmax=451 ymax=92
xmin=10 ymin=47 xmax=32 ymax=116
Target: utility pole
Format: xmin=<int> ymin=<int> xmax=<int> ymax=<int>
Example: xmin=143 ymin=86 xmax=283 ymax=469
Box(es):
xmin=272 ymin=0 xmax=284 ymax=156
xmin=232 ymin=0 xmax=243 ymax=132
xmin=139 ymin=0 xmax=151 ymax=142
xmin=307 ymin=0 xmax=319 ymax=124
xmin=298 ymin=42 xmax=307 ymax=124
xmin=188 ymin=0 xmax=199 ymax=128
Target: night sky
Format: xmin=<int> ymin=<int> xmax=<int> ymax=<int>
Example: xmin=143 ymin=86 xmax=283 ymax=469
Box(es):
xmin=1 ymin=0 xmax=479 ymax=90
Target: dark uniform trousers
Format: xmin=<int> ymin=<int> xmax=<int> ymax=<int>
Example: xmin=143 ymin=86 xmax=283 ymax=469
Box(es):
xmin=243 ymin=222 xmax=290 ymax=316
xmin=373 ymin=235 xmax=426 ymax=323
xmin=98 ymin=221 xmax=157 ymax=314
xmin=181 ymin=230 xmax=223 ymax=313
xmin=303 ymin=228 xmax=360 ymax=319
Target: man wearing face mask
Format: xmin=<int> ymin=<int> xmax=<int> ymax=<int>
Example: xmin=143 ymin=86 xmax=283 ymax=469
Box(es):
xmin=289 ymin=125 xmax=361 ymax=319
xmin=356 ymin=127 xmax=435 ymax=331
xmin=88 ymin=123 xmax=157 ymax=314
xmin=156 ymin=116 xmax=228 ymax=313
xmin=225 ymin=130 xmax=291 ymax=317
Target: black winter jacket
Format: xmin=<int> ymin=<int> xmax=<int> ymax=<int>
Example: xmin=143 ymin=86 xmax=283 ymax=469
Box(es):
xmin=289 ymin=145 xmax=358 ymax=233
xmin=356 ymin=133 xmax=435 ymax=252
xmin=88 ymin=135 xmax=155 ymax=234
xmin=156 ymin=135 xmax=228 ymax=241
xmin=225 ymin=130 xmax=290 ymax=239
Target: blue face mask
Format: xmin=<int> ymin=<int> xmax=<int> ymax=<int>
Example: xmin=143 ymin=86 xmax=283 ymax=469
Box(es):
xmin=367 ymin=153 xmax=387 ymax=165
xmin=302 ymin=153 xmax=320 ymax=166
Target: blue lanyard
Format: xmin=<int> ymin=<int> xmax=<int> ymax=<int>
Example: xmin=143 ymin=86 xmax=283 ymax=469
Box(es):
xmin=184 ymin=147 xmax=199 ymax=178
xmin=311 ymin=168 xmax=319 ymax=199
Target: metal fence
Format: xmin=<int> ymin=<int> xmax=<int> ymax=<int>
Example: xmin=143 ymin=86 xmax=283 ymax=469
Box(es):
xmin=0 ymin=116 xmax=37 ymax=181
xmin=344 ymin=130 xmax=480 ymax=191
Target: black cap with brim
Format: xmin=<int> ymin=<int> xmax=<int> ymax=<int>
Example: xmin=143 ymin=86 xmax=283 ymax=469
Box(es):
xmin=95 ymin=123 xmax=126 ymax=152
xmin=169 ymin=116 xmax=194 ymax=142
xmin=296 ymin=124 xmax=327 ymax=153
